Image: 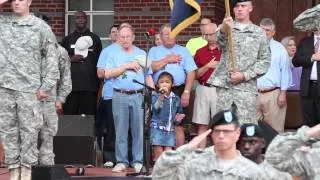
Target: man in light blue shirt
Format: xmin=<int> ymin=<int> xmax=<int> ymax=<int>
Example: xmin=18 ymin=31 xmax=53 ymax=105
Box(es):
xmin=257 ymin=18 xmax=292 ymax=132
xmin=96 ymin=24 xmax=120 ymax=168
xmin=105 ymin=25 xmax=146 ymax=173
xmin=148 ymin=23 xmax=197 ymax=147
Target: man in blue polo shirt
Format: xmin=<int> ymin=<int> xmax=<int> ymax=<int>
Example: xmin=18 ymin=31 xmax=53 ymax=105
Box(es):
xmin=148 ymin=23 xmax=197 ymax=147
xmin=96 ymin=24 xmax=120 ymax=168
xmin=105 ymin=24 xmax=146 ymax=173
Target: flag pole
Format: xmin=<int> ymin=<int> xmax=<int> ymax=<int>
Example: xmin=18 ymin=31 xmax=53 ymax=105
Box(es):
xmin=225 ymin=0 xmax=235 ymax=72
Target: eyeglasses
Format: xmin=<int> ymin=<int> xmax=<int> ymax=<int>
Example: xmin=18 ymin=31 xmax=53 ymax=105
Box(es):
xmin=203 ymin=33 xmax=215 ymax=37
xmin=212 ymin=129 xmax=236 ymax=136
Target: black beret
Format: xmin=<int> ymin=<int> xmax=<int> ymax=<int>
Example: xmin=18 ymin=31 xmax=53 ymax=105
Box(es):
xmin=209 ymin=109 xmax=239 ymax=129
xmin=240 ymin=123 xmax=263 ymax=138
xmin=232 ymin=0 xmax=252 ymax=7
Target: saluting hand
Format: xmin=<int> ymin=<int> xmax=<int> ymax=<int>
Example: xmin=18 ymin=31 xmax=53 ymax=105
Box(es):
xmin=306 ymin=123 xmax=320 ymax=138
xmin=0 ymin=0 xmax=8 ymax=5
xmin=187 ymin=129 xmax=212 ymax=150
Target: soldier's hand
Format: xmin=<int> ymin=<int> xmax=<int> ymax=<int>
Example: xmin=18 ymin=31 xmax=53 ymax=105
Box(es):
xmin=230 ymin=71 xmax=245 ymax=85
xmin=205 ymin=57 xmax=219 ymax=69
xmin=306 ymin=123 xmax=320 ymax=138
xmin=36 ymin=90 xmax=49 ymax=100
xmin=123 ymin=61 xmax=141 ymax=72
xmin=221 ymin=17 xmax=233 ymax=34
xmin=55 ymin=101 xmax=63 ymax=114
xmin=312 ymin=52 xmax=320 ymax=61
xmin=187 ymin=129 xmax=212 ymax=150
xmin=0 ymin=0 xmax=8 ymax=5
xmin=165 ymin=53 xmax=182 ymax=64
xmin=70 ymin=55 xmax=84 ymax=62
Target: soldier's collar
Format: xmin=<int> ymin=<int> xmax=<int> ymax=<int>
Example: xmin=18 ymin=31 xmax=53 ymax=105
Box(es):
xmin=11 ymin=14 xmax=34 ymax=25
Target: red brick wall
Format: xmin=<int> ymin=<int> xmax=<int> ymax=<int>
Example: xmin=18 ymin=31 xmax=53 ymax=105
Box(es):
xmin=114 ymin=0 xmax=225 ymax=49
xmin=1 ymin=0 xmax=226 ymax=48
xmin=0 ymin=0 xmax=65 ymax=39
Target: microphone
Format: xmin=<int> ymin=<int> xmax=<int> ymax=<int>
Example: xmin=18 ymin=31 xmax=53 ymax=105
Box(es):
xmin=144 ymin=32 xmax=151 ymax=41
xmin=132 ymin=79 xmax=155 ymax=91
xmin=159 ymin=88 xmax=166 ymax=94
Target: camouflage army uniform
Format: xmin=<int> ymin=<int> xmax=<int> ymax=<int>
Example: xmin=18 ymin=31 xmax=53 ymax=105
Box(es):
xmin=152 ymin=145 xmax=268 ymax=180
xmin=259 ymin=161 xmax=292 ymax=180
xmin=265 ymin=126 xmax=320 ymax=180
xmin=39 ymin=45 xmax=72 ymax=165
xmin=0 ymin=14 xmax=59 ymax=169
xmin=207 ymin=22 xmax=270 ymax=124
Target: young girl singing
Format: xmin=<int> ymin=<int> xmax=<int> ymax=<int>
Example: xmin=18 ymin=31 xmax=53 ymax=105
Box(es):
xmin=150 ymin=72 xmax=185 ymax=161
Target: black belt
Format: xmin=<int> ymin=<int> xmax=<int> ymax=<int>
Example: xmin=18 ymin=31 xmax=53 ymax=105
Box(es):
xmin=258 ymin=87 xmax=279 ymax=93
xmin=199 ymin=82 xmax=214 ymax=87
xmin=114 ymin=88 xmax=143 ymax=95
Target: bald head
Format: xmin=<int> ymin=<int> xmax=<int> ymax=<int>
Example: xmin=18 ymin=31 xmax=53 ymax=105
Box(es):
xmin=203 ymin=23 xmax=217 ymax=45
xmin=200 ymin=18 xmax=212 ymax=34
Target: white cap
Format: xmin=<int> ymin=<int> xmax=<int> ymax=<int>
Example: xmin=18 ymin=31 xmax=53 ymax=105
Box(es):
xmin=135 ymin=55 xmax=151 ymax=68
xmin=74 ymin=36 xmax=93 ymax=58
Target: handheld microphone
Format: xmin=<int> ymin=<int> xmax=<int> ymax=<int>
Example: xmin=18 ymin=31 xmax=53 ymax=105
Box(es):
xmin=144 ymin=32 xmax=151 ymax=41
xmin=159 ymin=88 xmax=166 ymax=94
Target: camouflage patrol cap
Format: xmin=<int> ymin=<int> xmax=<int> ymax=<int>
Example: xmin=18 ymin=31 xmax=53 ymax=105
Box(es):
xmin=232 ymin=0 xmax=252 ymax=7
xmin=209 ymin=109 xmax=239 ymax=129
xmin=240 ymin=123 xmax=263 ymax=138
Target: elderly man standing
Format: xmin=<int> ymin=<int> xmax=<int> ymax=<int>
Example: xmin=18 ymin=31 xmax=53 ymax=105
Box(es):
xmin=185 ymin=17 xmax=211 ymax=56
xmin=257 ymin=18 xmax=292 ymax=133
xmin=105 ymin=25 xmax=146 ymax=173
xmin=148 ymin=23 xmax=197 ymax=147
xmin=192 ymin=23 xmax=221 ymax=148
xmin=0 ymin=0 xmax=59 ymax=179
xmin=207 ymin=0 xmax=270 ymax=125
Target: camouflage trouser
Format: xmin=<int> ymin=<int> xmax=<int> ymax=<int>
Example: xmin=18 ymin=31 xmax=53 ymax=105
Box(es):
xmin=216 ymin=87 xmax=258 ymax=124
xmin=0 ymin=87 xmax=43 ymax=169
xmin=39 ymin=101 xmax=58 ymax=165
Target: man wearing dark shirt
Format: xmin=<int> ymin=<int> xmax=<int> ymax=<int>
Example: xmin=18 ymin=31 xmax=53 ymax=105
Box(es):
xmin=61 ymin=11 xmax=102 ymax=115
xmin=192 ymin=23 xmax=221 ymax=148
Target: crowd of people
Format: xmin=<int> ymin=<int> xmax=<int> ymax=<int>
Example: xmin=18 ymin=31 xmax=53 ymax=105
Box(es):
xmin=1 ymin=0 xmax=320 ymax=179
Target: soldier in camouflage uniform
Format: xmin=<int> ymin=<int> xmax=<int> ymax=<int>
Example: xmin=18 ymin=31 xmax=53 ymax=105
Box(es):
xmin=39 ymin=44 xmax=72 ymax=165
xmin=207 ymin=0 xmax=270 ymax=124
xmin=152 ymin=110 xmax=269 ymax=180
xmin=238 ymin=123 xmax=293 ymax=180
xmin=265 ymin=125 xmax=320 ymax=180
xmin=0 ymin=0 xmax=59 ymax=180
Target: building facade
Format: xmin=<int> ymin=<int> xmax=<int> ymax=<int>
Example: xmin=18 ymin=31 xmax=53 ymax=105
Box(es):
xmin=0 ymin=0 xmax=317 ymax=49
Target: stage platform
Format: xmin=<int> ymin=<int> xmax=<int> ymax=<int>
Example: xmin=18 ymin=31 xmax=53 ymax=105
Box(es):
xmin=0 ymin=167 xmax=152 ymax=180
